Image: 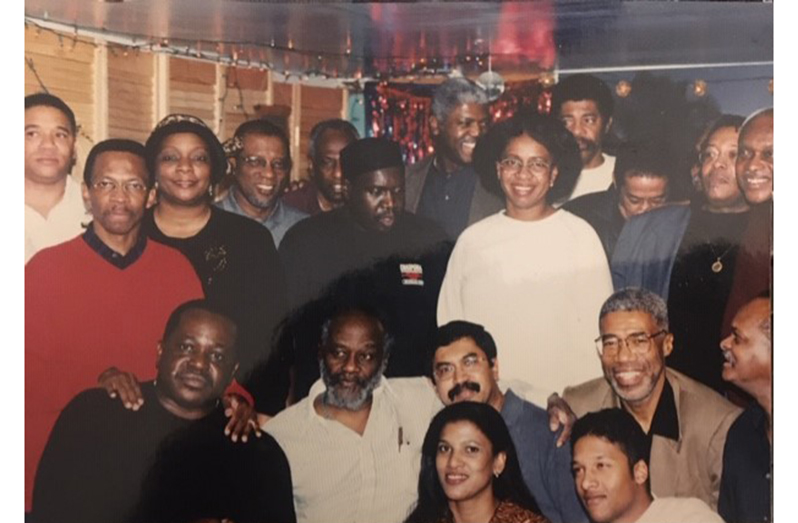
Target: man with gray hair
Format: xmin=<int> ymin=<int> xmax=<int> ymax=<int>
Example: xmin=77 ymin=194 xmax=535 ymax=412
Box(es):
xmin=562 ymin=287 xmax=741 ymax=512
xmin=264 ymin=305 xmax=442 ymax=523
xmin=405 ymin=77 xmax=504 ymax=239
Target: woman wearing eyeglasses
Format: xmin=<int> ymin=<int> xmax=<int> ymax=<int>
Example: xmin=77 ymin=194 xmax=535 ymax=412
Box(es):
xmin=405 ymin=402 xmax=548 ymax=523
xmin=141 ymin=114 xmax=287 ymax=403
xmin=437 ymin=112 xmax=613 ymax=395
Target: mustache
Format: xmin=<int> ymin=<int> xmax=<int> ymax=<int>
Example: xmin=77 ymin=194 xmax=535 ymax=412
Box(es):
xmin=327 ymin=370 xmax=369 ymax=389
xmin=576 ymin=138 xmax=598 ymax=151
xmin=448 ymin=381 xmax=480 ymax=401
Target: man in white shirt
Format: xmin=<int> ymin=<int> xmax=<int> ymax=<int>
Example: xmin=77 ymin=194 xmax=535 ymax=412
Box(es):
xmin=264 ymin=306 xmax=441 ymax=523
xmin=25 ymin=93 xmax=88 ymax=263
xmin=571 ymin=408 xmax=723 ymax=523
xmin=552 ymin=74 xmax=616 ymax=202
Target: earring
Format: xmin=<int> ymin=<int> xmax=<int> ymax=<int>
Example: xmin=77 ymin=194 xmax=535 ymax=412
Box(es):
xmin=208 ymin=184 xmax=215 ymax=198
xmin=493 ymin=470 xmax=500 ymax=478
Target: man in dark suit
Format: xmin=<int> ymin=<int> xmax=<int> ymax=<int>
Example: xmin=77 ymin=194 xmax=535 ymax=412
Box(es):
xmin=562 ymin=288 xmax=740 ymax=512
xmin=404 ymin=78 xmax=504 ymax=239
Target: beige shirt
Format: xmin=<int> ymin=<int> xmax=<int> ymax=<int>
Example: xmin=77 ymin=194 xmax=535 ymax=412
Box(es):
xmin=438 ymin=211 xmax=611 ymax=395
xmin=636 ymin=497 xmax=724 ymax=523
xmin=25 ymin=175 xmax=88 ymax=263
xmin=265 ymin=377 xmax=442 ymax=523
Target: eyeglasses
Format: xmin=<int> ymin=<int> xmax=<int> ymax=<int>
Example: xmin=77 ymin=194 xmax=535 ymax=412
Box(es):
xmin=241 ymin=155 xmax=290 ymax=173
xmin=433 ymin=354 xmax=488 ymax=380
xmin=91 ymin=179 xmax=149 ymax=196
xmin=497 ymin=157 xmax=551 ymax=176
xmin=699 ymin=147 xmax=737 ymax=165
xmin=594 ymin=331 xmax=667 ymax=358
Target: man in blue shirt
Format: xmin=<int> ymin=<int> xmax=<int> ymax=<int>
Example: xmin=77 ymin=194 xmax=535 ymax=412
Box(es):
xmin=216 ymin=119 xmax=308 ymax=246
xmin=430 ymin=320 xmax=587 ymax=523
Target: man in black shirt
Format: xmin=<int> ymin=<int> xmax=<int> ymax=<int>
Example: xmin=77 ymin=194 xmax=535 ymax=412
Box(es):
xmin=565 ymin=142 xmax=671 ymax=262
xmin=32 ymin=300 xmax=295 ymax=523
xmin=405 ymin=78 xmax=504 ymax=239
xmin=718 ymin=294 xmax=772 ymax=523
xmin=273 ymin=138 xmax=451 ymax=404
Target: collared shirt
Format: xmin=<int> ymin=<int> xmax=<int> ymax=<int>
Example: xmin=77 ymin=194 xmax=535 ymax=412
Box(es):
xmin=25 ymin=175 xmax=89 ymax=263
xmin=265 ymin=376 xmax=441 ymax=523
xmin=417 ymin=158 xmax=478 ymax=240
xmin=648 ymin=378 xmax=680 ymax=441
xmin=215 ymin=187 xmax=309 ymax=247
xmin=82 ymin=223 xmax=147 ymax=269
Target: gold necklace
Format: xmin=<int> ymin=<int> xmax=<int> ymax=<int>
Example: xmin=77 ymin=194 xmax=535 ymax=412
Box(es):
xmin=709 ymin=242 xmax=735 ymax=273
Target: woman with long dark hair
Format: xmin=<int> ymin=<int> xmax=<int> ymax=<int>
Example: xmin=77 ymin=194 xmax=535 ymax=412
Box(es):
xmin=405 ymin=402 xmax=548 ymax=523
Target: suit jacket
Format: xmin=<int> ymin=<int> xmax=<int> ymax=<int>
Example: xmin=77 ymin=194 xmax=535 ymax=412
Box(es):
xmin=405 ymin=156 xmax=505 ymax=228
xmin=563 ymin=368 xmax=741 ymax=511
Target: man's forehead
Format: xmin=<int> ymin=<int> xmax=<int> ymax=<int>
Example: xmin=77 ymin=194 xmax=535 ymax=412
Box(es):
xmin=242 ymin=133 xmax=286 ymax=153
xmin=560 ymin=99 xmax=600 ymax=115
xmin=741 ymin=114 xmax=773 ymax=142
xmin=93 ymin=151 xmax=147 ymax=177
xmin=435 ymin=337 xmax=485 ymax=360
xmin=601 ymin=310 xmax=656 ymax=331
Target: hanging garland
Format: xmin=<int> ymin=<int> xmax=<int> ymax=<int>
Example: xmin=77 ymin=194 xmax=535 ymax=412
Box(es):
xmin=365 ymin=78 xmax=548 ymax=164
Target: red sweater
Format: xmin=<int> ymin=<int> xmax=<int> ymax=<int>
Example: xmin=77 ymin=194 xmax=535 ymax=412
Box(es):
xmin=25 ymin=237 xmax=203 ymax=510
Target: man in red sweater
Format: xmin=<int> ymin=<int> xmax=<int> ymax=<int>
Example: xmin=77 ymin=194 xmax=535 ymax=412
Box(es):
xmin=25 ymin=138 xmax=204 ymax=511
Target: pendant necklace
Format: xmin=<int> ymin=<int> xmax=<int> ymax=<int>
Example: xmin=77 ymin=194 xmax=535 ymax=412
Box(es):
xmin=709 ymin=242 xmax=735 ymax=273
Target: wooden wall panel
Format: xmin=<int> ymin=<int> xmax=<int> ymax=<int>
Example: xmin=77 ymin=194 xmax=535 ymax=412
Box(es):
xmin=108 ymin=52 xmax=154 ymax=143
xmin=169 ymin=57 xmax=217 ymax=130
xmin=296 ymin=85 xmax=345 ymax=178
xmin=25 ymin=28 xmax=95 ymax=182
xmin=222 ymin=67 xmax=269 ymax=140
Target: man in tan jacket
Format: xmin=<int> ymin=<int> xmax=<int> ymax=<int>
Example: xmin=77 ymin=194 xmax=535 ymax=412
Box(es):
xmin=563 ymin=287 xmax=741 ymax=511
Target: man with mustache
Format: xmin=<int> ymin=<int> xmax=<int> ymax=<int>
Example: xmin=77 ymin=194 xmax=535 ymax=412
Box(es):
xmin=25 ymin=139 xmax=203 ymax=511
xmin=431 ymin=321 xmax=588 ymax=523
xmin=562 ymin=287 xmax=741 ymax=512
xmin=404 ymin=77 xmax=504 ymax=239
xmin=216 ymin=118 xmax=309 ymax=247
xmin=552 ymin=74 xmax=616 ymax=203
xmin=275 ymin=138 xmax=450 ymax=402
xmin=264 ymin=306 xmax=443 ymax=523
xmin=32 ymin=300 xmax=296 ymax=523
xmin=25 ymin=93 xmax=89 ymax=263
xmin=718 ymin=293 xmax=772 ymax=523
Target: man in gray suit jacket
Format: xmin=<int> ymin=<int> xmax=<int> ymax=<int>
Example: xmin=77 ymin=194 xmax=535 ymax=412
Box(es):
xmin=405 ymin=78 xmax=504 ymax=239
xmin=562 ymin=288 xmax=741 ymax=512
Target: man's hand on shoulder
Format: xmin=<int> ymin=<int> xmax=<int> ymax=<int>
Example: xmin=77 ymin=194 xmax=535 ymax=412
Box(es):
xmin=223 ymin=393 xmax=262 ymax=443
xmin=98 ymin=367 xmax=143 ymax=410
xmin=547 ymin=392 xmax=577 ymax=448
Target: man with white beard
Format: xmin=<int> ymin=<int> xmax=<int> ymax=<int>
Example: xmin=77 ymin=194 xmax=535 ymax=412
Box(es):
xmin=264 ymin=306 xmax=441 ymax=523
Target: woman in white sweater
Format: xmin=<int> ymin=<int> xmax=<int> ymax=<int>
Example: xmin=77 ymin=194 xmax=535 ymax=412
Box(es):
xmin=438 ymin=112 xmax=613 ymax=395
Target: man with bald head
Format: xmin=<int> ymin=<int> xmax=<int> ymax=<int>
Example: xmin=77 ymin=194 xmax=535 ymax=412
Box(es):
xmin=718 ymin=293 xmax=772 ymax=523
xmin=722 ymin=108 xmax=773 ymax=334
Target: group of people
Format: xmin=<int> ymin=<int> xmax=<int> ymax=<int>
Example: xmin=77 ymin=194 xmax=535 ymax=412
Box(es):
xmin=24 ymin=72 xmax=773 ymax=523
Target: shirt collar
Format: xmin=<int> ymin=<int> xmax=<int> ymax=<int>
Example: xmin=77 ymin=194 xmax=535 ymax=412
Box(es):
xmin=82 ymin=222 xmax=147 ymax=269
xmin=648 ymin=378 xmax=680 ymax=441
xmin=430 ymin=155 xmax=473 ymax=178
